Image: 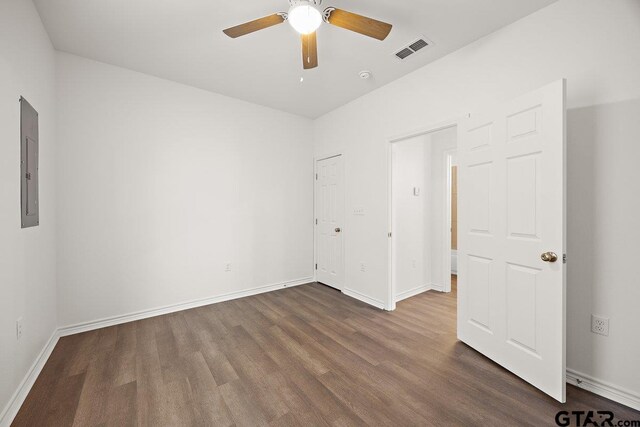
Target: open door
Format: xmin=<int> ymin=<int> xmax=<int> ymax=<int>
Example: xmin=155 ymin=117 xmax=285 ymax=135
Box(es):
xmin=457 ymin=80 xmax=566 ymax=401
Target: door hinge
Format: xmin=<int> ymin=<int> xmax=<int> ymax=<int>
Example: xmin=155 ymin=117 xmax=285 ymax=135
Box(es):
xmin=315 ymin=173 xmax=318 ymax=180
xmin=563 ymin=254 xmax=567 ymax=264
xmin=388 ymin=232 xmax=392 ymax=238
xmin=315 ymin=218 xmax=318 ymax=225
xmin=315 ymin=263 xmax=317 ymax=270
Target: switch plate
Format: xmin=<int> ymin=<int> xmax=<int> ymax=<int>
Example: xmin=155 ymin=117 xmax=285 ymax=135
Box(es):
xmin=16 ymin=318 xmax=23 ymax=341
xmin=224 ymin=263 xmax=232 ymax=272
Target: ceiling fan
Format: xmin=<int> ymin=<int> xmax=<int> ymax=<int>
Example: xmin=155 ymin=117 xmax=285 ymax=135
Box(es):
xmin=223 ymin=0 xmax=393 ymax=70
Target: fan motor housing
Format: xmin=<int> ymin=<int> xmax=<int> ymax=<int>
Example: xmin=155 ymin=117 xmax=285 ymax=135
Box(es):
xmin=288 ymin=0 xmax=322 ymax=6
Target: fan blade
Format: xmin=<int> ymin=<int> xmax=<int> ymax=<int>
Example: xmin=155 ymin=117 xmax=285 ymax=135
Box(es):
xmin=223 ymin=13 xmax=286 ymax=38
xmin=324 ymin=8 xmax=392 ymax=41
xmin=301 ymin=32 xmax=318 ymax=69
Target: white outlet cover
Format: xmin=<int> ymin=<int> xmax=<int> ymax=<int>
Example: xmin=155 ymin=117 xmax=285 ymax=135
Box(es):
xmin=591 ymin=314 xmax=610 ymax=336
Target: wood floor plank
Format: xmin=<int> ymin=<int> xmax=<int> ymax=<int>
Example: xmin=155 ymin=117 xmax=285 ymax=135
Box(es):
xmin=71 ymin=351 xmax=113 ymax=426
xmin=177 ymin=351 xmax=234 ymax=426
xmin=134 ymin=318 xmax=166 ymax=426
xmin=42 ymin=372 xmax=86 ymax=427
xmin=219 ymin=379 xmax=270 ymax=427
xmin=13 ymin=277 xmax=640 ymax=426
xmin=104 ymin=380 xmax=137 ymax=427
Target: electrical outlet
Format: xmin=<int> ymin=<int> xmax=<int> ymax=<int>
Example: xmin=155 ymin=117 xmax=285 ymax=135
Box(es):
xmin=16 ymin=318 xmax=23 ymax=341
xmin=224 ymin=262 xmax=232 ymax=272
xmin=360 ymin=263 xmax=366 ymax=272
xmin=591 ymin=315 xmax=609 ymax=336
xmin=353 ymin=206 xmax=365 ymax=216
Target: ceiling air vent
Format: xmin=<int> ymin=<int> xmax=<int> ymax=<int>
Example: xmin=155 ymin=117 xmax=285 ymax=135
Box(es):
xmin=394 ymin=37 xmax=432 ymax=61
xmin=409 ymin=39 xmax=429 ymax=52
xmin=395 ymin=48 xmax=414 ymax=60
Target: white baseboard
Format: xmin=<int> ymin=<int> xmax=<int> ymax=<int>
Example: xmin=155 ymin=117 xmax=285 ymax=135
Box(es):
xmin=0 ymin=330 xmax=60 ymax=427
xmin=342 ymin=287 xmax=386 ymax=310
xmin=566 ymin=369 xmax=640 ymax=411
xmin=395 ymin=284 xmax=431 ymax=303
xmin=430 ymin=282 xmax=446 ymax=292
xmin=58 ymin=277 xmax=313 ymax=337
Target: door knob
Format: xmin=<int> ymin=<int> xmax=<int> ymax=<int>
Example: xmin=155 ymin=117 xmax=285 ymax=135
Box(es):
xmin=541 ymin=252 xmax=558 ymax=263
xmin=335 ymin=227 xmax=341 ymax=233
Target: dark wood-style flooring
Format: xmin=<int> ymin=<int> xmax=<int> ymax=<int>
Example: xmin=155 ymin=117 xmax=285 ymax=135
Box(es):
xmin=13 ymin=277 xmax=640 ymax=426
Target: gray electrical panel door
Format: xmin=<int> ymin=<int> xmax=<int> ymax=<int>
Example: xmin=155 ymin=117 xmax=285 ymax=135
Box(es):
xmin=21 ymin=97 xmax=39 ymax=228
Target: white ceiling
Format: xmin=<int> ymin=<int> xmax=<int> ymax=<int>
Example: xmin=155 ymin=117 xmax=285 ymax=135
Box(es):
xmin=34 ymin=0 xmax=557 ymax=118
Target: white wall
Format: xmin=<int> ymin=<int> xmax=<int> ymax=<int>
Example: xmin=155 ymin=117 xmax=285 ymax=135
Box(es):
xmin=392 ymin=136 xmax=429 ymax=300
xmin=392 ymin=127 xmax=456 ymax=300
xmin=0 ymin=0 xmax=58 ymax=422
xmin=314 ymin=0 xmax=640 ymax=399
xmin=55 ymin=53 xmax=314 ymax=327
xmin=427 ymin=128 xmax=457 ymax=291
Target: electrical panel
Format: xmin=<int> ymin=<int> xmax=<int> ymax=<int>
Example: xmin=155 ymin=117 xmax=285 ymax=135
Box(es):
xmin=20 ymin=97 xmax=39 ymax=228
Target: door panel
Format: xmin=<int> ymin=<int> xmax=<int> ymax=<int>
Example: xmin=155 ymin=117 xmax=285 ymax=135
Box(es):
xmin=467 ymin=162 xmax=491 ymax=234
xmin=458 ymin=80 xmax=566 ymax=402
xmin=316 ymin=155 xmax=344 ymax=289
xmin=507 ymin=154 xmax=540 ymax=239
xmin=467 ymin=255 xmax=492 ymax=331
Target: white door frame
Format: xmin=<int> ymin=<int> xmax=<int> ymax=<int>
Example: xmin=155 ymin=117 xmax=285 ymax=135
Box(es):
xmin=387 ymin=118 xmax=460 ymax=311
xmin=443 ymin=148 xmax=456 ymax=292
xmin=314 ymin=153 xmax=345 ymax=287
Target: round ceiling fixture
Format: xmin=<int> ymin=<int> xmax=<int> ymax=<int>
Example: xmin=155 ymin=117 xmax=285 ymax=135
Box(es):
xmin=288 ymin=1 xmax=323 ymax=35
xmin=359 ymin=70 xmax=372 ymax=80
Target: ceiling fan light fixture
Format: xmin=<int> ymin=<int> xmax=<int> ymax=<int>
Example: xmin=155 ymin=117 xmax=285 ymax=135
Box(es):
xmin=288 ymin=1 xmax=322 ymax=35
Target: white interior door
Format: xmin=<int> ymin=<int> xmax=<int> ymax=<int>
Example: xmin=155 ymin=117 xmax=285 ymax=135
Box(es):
xmin=316 ymin=155 xmax=345 ymax=289
xmin=458 ymin=80 xmax=566 ymax=402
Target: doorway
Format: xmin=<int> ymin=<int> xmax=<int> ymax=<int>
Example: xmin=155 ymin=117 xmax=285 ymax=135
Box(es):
xmin=387 ymin=81 xmax=566 ymax=403
xmin=315 ymin=154 xmax=345 ymax=290
xmin=390 ymin=125 xmax=457 ymax=306
xmin=449 ymin=152 xmax=458 ymax=277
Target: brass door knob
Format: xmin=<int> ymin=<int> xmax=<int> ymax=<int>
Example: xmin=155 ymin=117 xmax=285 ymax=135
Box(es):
xmin=335 ymin=227 xmax=341 ymax=233
xmin=541 ymin=252 xmax=558 ymax=263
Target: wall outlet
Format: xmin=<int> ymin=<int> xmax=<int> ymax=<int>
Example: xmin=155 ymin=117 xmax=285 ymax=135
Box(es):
xmin=353 ymin=206 xmax=365 ymax=216
xmin=224 ymin=262 xmax=232 ymax=272
xmin=16 ymin=318 xmax=23 ymax=341
xmin=591 ymin=314 xmax=609 ymax=336
xmin=360 ymin=263 xmax=366 ymax=272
